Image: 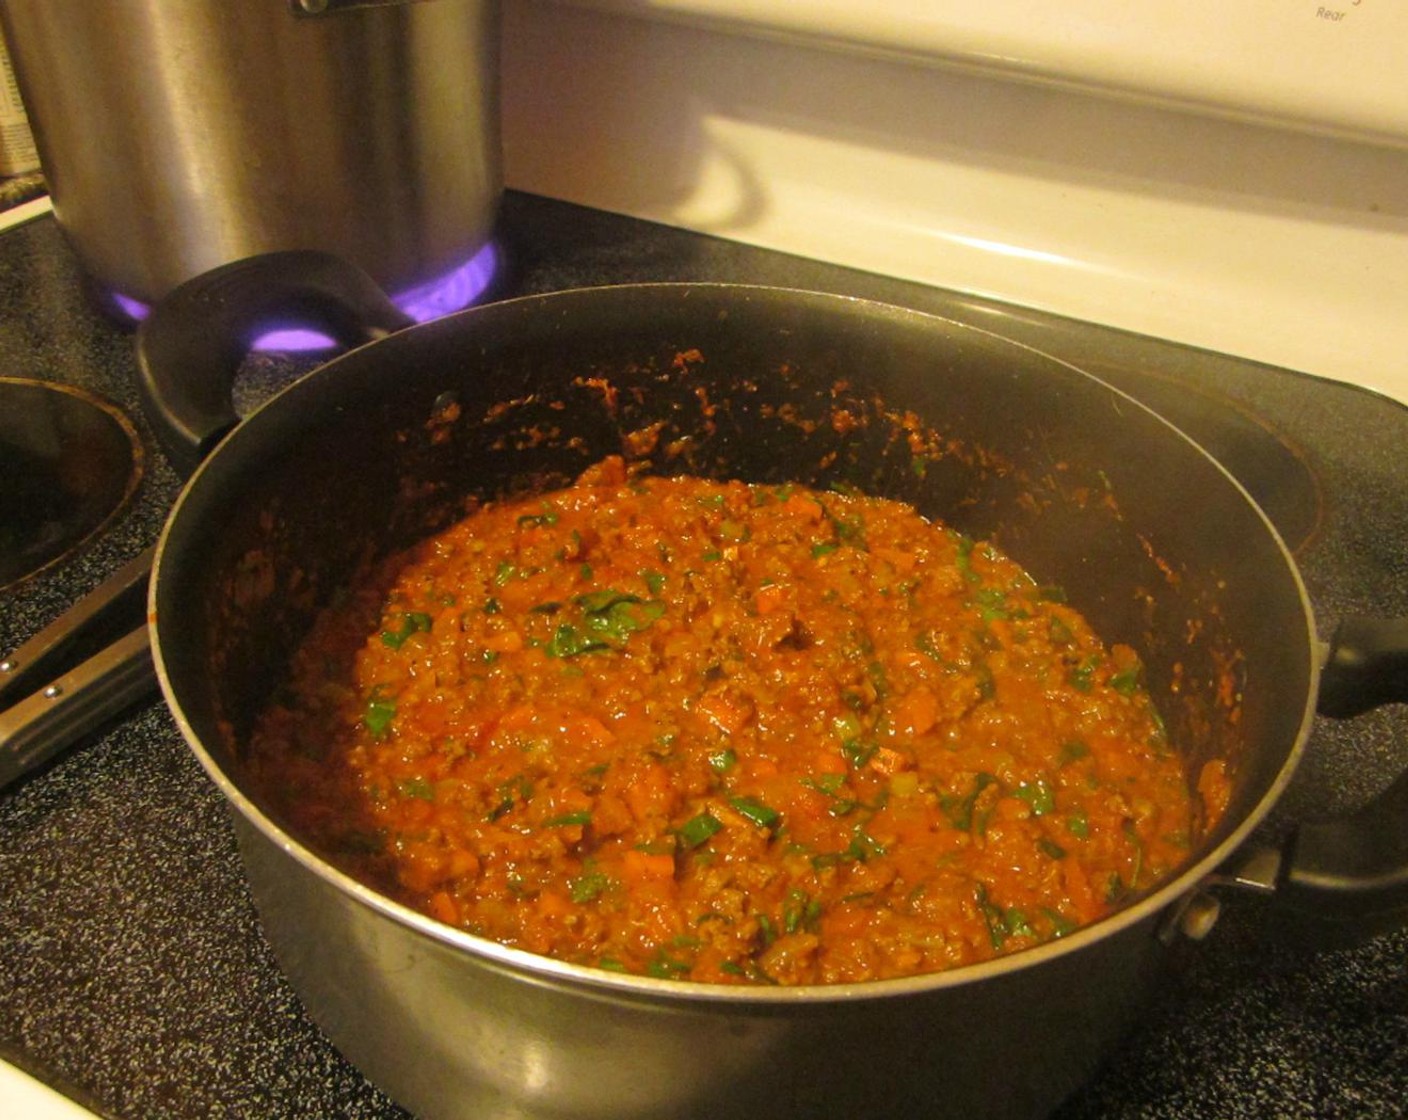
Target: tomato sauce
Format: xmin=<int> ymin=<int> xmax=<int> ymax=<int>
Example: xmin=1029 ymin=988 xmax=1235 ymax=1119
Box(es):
xmin=246 ymin=456 xmax=1202 ymax=985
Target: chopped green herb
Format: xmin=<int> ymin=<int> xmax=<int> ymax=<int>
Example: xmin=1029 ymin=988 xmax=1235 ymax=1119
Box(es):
xmin=488 ymin=776 xmax=533 ymax=821
xmin=380 ymin=611 xmax=433 ymax=649
xmin=1004 ymin=907 xmax=1035 ymax=938
xmin=516 ymin=508 xmax=559 ymax=528
xmin=728 ymin=796 xmax=780 ymax=829
xmin=1014 ymin=779 xmax=1056 ymax=817
xmin=973 ymin=587 xmax=1011 ymax=621
xmin=364 ymin=687 xmax=397 ymax=738
xmin=955 ymin=535 xmax=981 ymax=584
xmin=833 ymin=516 xmax=866 ymax=546
xmin=832 ymin=712 xmax=863 ymax=741
xmin=942 ymin=772 xmax=996 ymax=831
xmin=647 ymin=952 xmax=692 ymax=979
xmin=975 ymin=883 xmax=1008 ymax=949
xmin=577 ymin=592 xmax=667 ymax=644
xmin=1059 ymin=740 xmax=1091 ymax=765
xmin=1037 ymin=837 xmax=1067 ymax=860
xmin=396 ymin=776 xmax=435 ymax=801
xmin=915 ymin=629 xmax=946 ymax=663
xmin=542 ymin=810 xmax=592 ymax=828
xmin=493 ymin=561 xmax=525 ymax=587
xmin=972 ymin=660 xmax=997 ymax=701
xmin=756 ymin=913 xmax=777 ymax=947
xmin=569 ymin=871 xmax=611 ymax=903
xmin=845 ymin=828 xmax=886 ymax=863
xmin=782 ymin=887 xmax=823 ymax=934
xmin=840 ymin=739 xmax=878 ymax=768
xmin=1067 ymin=656 xmax=1101 ymax=692
xmin=678 ymin=811 xmax=723 ymax=848
xmin=1109 ymin=666 xmax=1142 ymax=696
xmin=1042 ymin=907 xmax=1077 ymax=938
xmin=544 ymin=623 xmax=611 ymax=659
xmin=801 ymin=772 xmax=847 ymax=797
xmin=708 ymin=748 xmax=737 ymax=773
xmin=575 ymin=589 xmax=628 ymax=613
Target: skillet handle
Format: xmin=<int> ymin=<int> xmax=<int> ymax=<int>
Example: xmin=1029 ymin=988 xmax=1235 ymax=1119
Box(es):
xmin=1274 ymin=770 xmax=1408 ymax=938
xmin=1266 ymin=616 xmax=1408 ymax=941
xmin=1316 ymin=616 xmax=1408 ymax=717
xmin=134 ymin=250 xmax=416 ymax=478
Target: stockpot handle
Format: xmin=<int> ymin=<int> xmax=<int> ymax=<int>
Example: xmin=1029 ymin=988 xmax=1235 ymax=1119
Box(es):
xmin=135 ymin=250 xmax=415 ymax=478
xmin=1266 ymin=616 xmax=1408 ymax=939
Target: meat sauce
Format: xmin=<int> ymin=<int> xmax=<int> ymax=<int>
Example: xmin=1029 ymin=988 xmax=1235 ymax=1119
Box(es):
xmin=246 ymin=456 xmax=1207 ymax=986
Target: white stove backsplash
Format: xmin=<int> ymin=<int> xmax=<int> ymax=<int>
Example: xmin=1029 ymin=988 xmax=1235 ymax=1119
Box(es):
xmin=503 ymin=0 xmax=1408 ymax=405
xmin=556 ymin=0 xmax=1408 ymax=148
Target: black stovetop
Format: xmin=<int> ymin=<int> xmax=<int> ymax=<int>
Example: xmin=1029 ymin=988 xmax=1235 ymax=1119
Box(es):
xmin=2 ymin=192 xmax=1405 ymax=1119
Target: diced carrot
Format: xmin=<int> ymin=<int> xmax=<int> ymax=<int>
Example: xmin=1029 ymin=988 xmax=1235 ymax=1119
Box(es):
xmin=565 ymin=714 xmax=614 ymax=748
xmin=892 ymin=686 xmax=939 ymax=738
xmin=813 ymin=747 xmax=849 ymax=776
xmin=552 ymin=787 xmax=594 ymax=814
xmin=497 ymin=702 xmax=536 ymax=730
xmin=873 ymin=546 xmax=917 ymax=574
xmin=753 ymin=583 xmax=788 ymax=615
xmin=1061 ymin=855 xmax=1100 ymax=924
xmin=697 ymin=691 xmax=753 ymax=735
xmin=781 ymin=492 xmax=825 ymax=522
xmin=621 ymin=848 xmax=676 ymax=882
xmin=624 ymin=764 xmax=671 ymax=821
xmin=397 ymin=840 xmax=448 ymax=892
xmin=447 ymin=849 xmax=480 ymax=879
xmin=427 ymin=890 xmax=459 ymax=926
xmin=536 ymin=889 xmax=574 ymax=922
xmin=485 ymin=630 xmax=524 ymax=654
xmin=593 ymin=793 xmax=634 ymax=836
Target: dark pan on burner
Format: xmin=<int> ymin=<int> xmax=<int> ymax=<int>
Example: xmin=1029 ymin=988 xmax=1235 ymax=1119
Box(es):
xmin=1088 ymin=366 xmax=1322 ymax=555
xmin=0 ymin=378 xmax=143 ymax=590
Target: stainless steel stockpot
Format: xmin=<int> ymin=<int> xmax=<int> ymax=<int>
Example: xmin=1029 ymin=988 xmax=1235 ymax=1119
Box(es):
xmin=0 ymin=0 xmax=500 ymax=304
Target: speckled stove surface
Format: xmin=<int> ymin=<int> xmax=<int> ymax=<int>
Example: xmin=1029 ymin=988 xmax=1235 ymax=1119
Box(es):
xmin=1 ymin=193 xmax=1405 ymax=1119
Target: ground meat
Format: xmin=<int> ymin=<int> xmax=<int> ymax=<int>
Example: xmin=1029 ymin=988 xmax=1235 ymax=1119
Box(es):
xmin=245 ymin=456 xmax=1198 ymax=985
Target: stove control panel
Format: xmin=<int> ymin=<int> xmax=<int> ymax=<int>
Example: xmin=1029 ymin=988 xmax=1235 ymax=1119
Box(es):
xmin=564 ymin=0 xmax=1408 ymax=147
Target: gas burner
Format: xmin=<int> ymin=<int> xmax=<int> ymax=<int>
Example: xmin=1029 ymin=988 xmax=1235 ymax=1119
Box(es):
xmin=109 ymin=241 xmax=502 ymax=352
xmin=0 ymin=379 xmax=143 ymax=590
